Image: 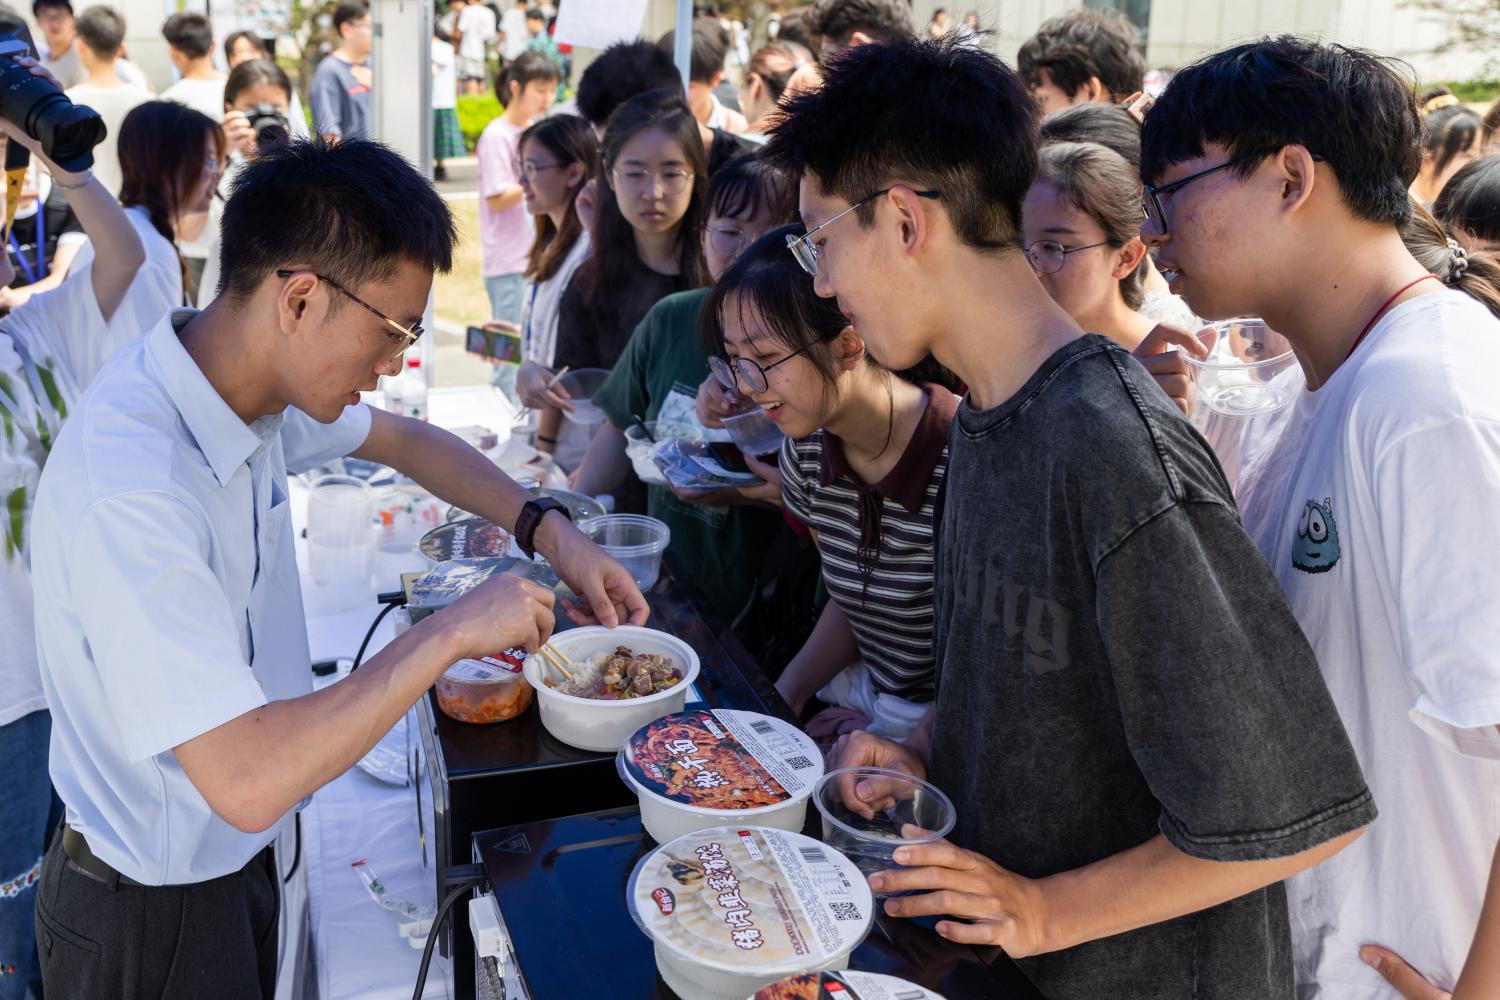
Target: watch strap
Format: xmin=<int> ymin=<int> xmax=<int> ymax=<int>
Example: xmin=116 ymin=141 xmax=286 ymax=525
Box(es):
xmin=515 ymin=497 xmax=571 ymax=558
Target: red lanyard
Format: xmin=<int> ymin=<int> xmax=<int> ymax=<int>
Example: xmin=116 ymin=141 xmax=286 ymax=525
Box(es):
xmin=1343 ymin=274 xmax=1440 ymax=362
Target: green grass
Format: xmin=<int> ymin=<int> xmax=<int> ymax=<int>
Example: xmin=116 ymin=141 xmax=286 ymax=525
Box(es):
xmin=1440 ymin=79 xmax=1500 ymax=103
xmin=456 ymin=94 xmax=504 ymax=153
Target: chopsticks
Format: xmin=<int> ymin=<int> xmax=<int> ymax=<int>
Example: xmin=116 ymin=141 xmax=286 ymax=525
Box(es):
xmin=546 ymin=365 xmax=571 ymax=389
xmin=631 ymin=414 xmax=656 ymax=443
xmin=539 ymin=643 xmax=574 ymax=681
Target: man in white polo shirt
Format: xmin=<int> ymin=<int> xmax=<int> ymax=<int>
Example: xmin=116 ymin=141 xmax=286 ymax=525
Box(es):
xmin=27 ymin=137 xmax=648 ymax=998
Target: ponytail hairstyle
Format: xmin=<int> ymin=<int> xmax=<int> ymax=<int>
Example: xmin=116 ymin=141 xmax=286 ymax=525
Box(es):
xmin=746 ymin=42 xmax=809 ymax=105
xmin=496 ymin=49 xmax=560 ymax=103
xmin=699 ymin=223 xmax=959 ymax=593
xmin=118 ymin=101 xmax=225 ymax=291
xmin=575 ymin=89 xmax=709 ymax=320
xmin=520 ymin=114 xmax=598 ymax=283
xmin=1421 ymin=103 xmax=1483 ymax=181
xmin=1402 ymin=198 xmax=1500 ymax=320
xmin=1433 ymin=154 xmax=1500 ymax=250
xmin=1034 ymin=141 xmax=1148 ymax=308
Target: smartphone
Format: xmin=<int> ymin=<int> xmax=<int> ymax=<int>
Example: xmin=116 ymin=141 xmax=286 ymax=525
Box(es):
xmin=707 ymin=441 xmax=752 ymax=474
xmin=465 ymin=325 xmax=523 ymax=363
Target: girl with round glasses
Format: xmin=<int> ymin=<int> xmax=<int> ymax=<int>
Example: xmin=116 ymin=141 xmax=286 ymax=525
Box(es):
xmin=700 ymin=223 xmax=960 ymax=744
xmin=549 ymin=93 xmax=710 ymax=464
xmin=568 ymin=154 xmax=796 ymax=624
xmin=1021 ymin=141 xmax=1159 ymax=351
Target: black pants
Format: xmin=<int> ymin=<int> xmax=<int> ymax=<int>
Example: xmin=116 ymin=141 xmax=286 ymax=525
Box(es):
xmin=34 ymin=828 xmax=279 ymax=999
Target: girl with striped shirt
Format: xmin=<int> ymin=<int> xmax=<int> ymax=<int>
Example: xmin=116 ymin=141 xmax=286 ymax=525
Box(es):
xmin=699 ymin=224 xmax=959 ymax=743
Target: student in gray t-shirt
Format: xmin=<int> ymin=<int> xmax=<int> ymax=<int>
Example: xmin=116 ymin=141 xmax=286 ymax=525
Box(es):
xmin=760 ymin=37 xmax=1376 ymax=1000
xmin=310 ymin=0 xmax=373 ymax=140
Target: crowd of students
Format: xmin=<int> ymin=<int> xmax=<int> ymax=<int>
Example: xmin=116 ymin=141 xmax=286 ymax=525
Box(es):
xmin=0 ymin=0 xmax=1498 ymax=998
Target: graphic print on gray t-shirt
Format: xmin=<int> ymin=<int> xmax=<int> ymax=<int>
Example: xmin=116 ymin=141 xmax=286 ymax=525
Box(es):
xmin=928 ymin=335 xmax=1375 ymax=1000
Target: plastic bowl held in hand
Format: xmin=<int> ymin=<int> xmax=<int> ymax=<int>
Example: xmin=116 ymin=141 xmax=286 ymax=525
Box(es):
xmin=580 ymin=514 xmax=670 ymax=589
xmin=434 ymin=654 xmax=534 ymax=724
xmin=556 ymin=367 xmax=611 ymax=427
xmin=813 ymin=767 xmax=956 ymax=896
xmin=1181 ymin=318 xmax=1297 ymax=416
xmin=521 ymin=625 xmax=701 ymax=752
xmin=624 ymin=422 xmax=671 ymax=486
xmin=721 ymin=407 xmax=786 ymax=458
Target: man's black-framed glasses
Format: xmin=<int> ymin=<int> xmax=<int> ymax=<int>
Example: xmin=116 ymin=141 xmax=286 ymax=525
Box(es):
xmin=787 ymin=187 xmax=941 ymax=276
xmin=709 ymin=345 xmax=813 ymax=395
xmin=1141 ymin=153 xmax=1265 ymax=233
xmin=276 ymin=269 xmax=424 ymax=359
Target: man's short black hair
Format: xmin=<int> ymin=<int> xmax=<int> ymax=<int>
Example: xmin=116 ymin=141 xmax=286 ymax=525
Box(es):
xmin=76 ymin=5 xmax=125 ymax=59
xmin=162 ymin=11 xmax=212 ymax=58
xmin=333 ymin=0 xmax=369 ymax=35
xmin=524 ymin=7 xmax=543 ymax=20
xmin=1141 ymin=36 xmax=1422 ymax=226
xmin=575 ymin=40 xmax=681 ymax=127
xmin=1016 ymin=8 xmax=1144 ymax=101
xmin=1040 ymin=102 xmax=1141 ymax=173
xmin=658 ymin=17 xmax=728 ymax=85
xmin=806 ymin=0 xmax=912 ymax=47
xmin=29 ymin=0 xmax=71 ymax=17
xmin=217 ymin=137 xmax=456 ymax=305
xmin=765 ymin=35 xmax=1037 ymax=251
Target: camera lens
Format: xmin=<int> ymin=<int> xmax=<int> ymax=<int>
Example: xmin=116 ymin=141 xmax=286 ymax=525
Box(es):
xmin=0 ymin=39 xmax=105 ymax=172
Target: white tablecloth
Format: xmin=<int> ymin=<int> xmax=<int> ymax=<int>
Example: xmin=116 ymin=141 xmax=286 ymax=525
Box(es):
xmin=297 ymin=388 xmax=545 ymax=1000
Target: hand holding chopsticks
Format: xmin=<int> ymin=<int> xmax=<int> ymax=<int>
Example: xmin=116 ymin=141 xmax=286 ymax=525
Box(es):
xmin=539 ymin=642 xmax=574 ymax=681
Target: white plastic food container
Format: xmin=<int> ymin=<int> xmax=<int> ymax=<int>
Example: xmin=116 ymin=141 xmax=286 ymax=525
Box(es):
xmin=617 ymin=709 xmax=824 ymax=844
xmin=629 ymin=827 xmax=875 ymax=1000
xmin=522 ymin=626 xmax=701 ymax=752
xmin=747 ymin=970 xmax=948 ymax=999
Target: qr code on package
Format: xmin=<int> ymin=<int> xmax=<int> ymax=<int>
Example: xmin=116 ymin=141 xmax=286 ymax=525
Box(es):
xmin=829 ymin=901 xmax=862 ymax=921
xmin=786 ymin=755 xmax=815 ymax=770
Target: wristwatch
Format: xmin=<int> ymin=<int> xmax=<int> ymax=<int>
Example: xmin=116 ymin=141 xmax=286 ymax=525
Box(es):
xmin=514 ymin=497 xmax=571 ymax=559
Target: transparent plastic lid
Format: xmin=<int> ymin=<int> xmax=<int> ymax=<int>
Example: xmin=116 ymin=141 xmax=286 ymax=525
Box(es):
xmin=628 ymin=827 xmax=874 ymax=976
xmin=748 ymin=970 xmax=947 ymax=999
xmin=617 ymin=710 xmax=824 ymax=816
xmin=418 ymin=517 xmax=514 ymax=562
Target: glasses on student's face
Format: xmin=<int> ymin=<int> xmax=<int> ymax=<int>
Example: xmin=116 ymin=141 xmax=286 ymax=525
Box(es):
xmin=520 ymin=160 xmax=565 ymax=182
xmin=612 ymin=165 xmax=694 ymax=196
xmin=704 ymin=223 xmax=754 ymax=258
xmin=708 ymin=346 xmax=813 ymax=395
xmin=786 ymin=187 xmax=942 ymax=276
xmin=276 ymin=269 xmax=424 ymax=359
xmin=1141 ymin=151 xmax=1319 ymax=234
xmin=1023 ymin=239 xmax=1110 ymax=275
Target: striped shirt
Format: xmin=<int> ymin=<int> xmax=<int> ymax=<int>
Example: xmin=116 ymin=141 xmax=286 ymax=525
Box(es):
xmin=780 ymin=384 xmax=957 ymax=700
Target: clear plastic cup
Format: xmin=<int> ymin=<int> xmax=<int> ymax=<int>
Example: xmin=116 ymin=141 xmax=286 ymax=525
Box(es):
xmin=1182 ymin=318 xmax=1297 ymax=416
xmin=579 ymin=514 xmax=670 ymax=588
xmin=307 ymin=475 xmax=374 ymax=600
xmin=721 ymin=407 xmax=786 ymax=458
xmin=556 ymin=367 xmax=611 ymax=427
xmin=813 ymin=768 xmax=956 ymax=896
xmin=624 ymin=422 xmax=676 ymax=485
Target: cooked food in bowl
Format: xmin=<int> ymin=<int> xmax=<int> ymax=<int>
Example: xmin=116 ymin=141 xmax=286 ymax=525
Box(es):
xmin=546 ymin=646 xmax=684 ymax=700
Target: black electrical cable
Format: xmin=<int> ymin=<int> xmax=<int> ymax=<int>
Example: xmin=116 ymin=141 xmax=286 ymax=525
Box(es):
xmin=283 ymin=812 xmax=301 ymax=885
xmin=412 ymin=864 xmax=488 ymax=1000
xmin=352 ymin=601 xmax=400 ymax=671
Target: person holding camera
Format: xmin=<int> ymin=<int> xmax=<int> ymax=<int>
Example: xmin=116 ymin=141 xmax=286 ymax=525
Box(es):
xmin=0 ymin=55 xmax=181 ymax=1000
xmin=196 ymin=59 xmax=296 ymax=305
xmin=61 ymin=5 xmax=148 ymax=197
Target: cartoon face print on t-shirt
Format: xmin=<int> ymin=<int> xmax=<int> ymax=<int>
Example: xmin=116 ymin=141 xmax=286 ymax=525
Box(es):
xmin=1292 ymin=498 xmax=1341 ymax=574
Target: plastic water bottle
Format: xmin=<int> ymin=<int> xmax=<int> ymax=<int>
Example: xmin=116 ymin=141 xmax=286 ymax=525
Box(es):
xmin=401 ymin=356 xmax=428 ymax=421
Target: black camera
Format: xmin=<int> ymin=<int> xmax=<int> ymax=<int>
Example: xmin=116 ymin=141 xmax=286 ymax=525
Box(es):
xmin=0 ymin=36 xmax=105 ymax=172
xmin=245 ymin=103 xmax=290 ymax=146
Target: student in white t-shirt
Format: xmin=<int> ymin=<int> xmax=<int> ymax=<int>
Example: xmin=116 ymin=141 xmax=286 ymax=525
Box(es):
xmin=63 ymin=6 xmax=151 ymax=198
xmin=456 ymin=0 xmax=497 ymax=95
xmin=1136 ymin=38 xmax=1500 ymax=1000
xmin=0 ymin=65 xmax=173 ymax=999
